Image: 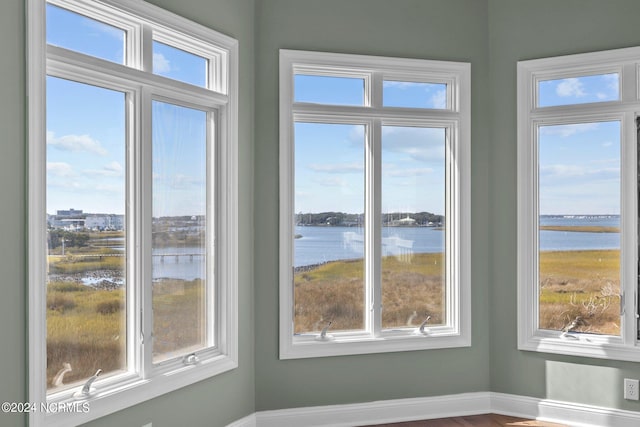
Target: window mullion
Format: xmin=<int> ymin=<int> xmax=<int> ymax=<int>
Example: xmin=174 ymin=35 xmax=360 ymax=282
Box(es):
xmin=140 ymin=88 xmax=154 ymax=377
xmin=367 ymin=119 xmax=382 ymax=336
xmin=140 ymin=23 xmax=154 ymax=73
xmin=206 ymin=110 xmax=217 ymax=348
xmin=126 ymin=88 xmax=143 ymax=379
xmin=622 ymin=111 xmax=638 ymax=345
xmin=370 ymin=71 xmax=383 ymax=108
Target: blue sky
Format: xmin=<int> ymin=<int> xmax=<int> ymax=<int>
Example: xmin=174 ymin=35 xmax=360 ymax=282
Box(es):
xmin=293 ymin=76 xmax=447 ymax=215
xmin=538 ymin=73 xmax=619 ymax=107
xmin=294 ymin=122 xmax=445 ymax=214
xmin=46 ymin=4 xmax=622 ymax=218
xmin=537 ymin=75 xmax=621 ymax=215
xmin=46 ymin=4 xmax=208 ymax=217
xmin=538 ymin=120 xmax=620 ymax=216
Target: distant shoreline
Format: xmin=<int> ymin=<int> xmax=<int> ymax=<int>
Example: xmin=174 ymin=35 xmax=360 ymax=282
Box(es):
xmin=539 ymin=225 xmax=619 ymax=233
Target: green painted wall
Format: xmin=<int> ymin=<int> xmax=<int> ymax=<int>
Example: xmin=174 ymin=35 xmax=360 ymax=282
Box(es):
xmin=0 ymin=0 xmax=255 ymax=426
xmin=0 ymin=1 xmax=28 ymax=427
xmin=488 ymin=0 xmax=640 ymax=411
xmin=253 ymin=0 xmax=492 ymax=411
xmin=5 ymin=1 xmax=640 ymax=426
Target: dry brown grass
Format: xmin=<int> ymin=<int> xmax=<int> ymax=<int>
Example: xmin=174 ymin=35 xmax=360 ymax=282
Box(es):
xmin=294 ymin=253 xmax=445 ymax=333
xmin=47 ymin=286 xmax=126 ymax=390
xmin=46 ymin=278 xmax=205 ymax=389
xmin=152 ymin=279 xmax=205 ymax=362
xmin=539 ymin=250 xmax=620 ymax=335
xmin=540 ymin=225 xmax=620 ymax=233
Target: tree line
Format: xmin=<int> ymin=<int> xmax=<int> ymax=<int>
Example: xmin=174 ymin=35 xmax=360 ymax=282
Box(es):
xmin=295 ymin=211 xmax=443 ymax=226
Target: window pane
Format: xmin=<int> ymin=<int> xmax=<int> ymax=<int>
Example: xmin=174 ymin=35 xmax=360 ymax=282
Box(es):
xmin=294 ymin=75 xmax=365 ymax=106
xmin=152 ymin=101 xmax=208 ymax=363
xmin=46 ymin=4 xmax=125 ymax=64
xmin=46 ymin=77 xmax=126 ymax=392
xmin=538 ymin=73 xmax=619 ymax=107
xmin=538 ymin=121 xmax=621 ymax=336
xmin=294 ymin=123 xmax=365 ymax=333
xmin=153 ymin=41 xmax=208 ymax=88
xmin=381 ymin=126 xmax=446 ymax=330
xmin=383 ymin=81 xmax=447 ymax=109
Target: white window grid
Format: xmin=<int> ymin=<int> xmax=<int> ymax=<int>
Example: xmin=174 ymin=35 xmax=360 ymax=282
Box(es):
xmin=28 ymin=1 xmax=238 ymax=425
xmin=279 ymin=50 xmax=471 ymax=359
xmin=517 ymin=46 xmax=640 ymax=362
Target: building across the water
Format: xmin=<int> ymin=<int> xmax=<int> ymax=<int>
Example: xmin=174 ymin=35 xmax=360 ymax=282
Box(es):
xmin=48 ymin=208 xmax=125 ymax=231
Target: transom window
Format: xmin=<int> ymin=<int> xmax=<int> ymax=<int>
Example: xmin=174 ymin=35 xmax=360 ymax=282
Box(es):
xmin=517 ymin=47 xmax=640 ymax=361
xmin=28 ymin=0 xmax=238 ymax=425
xmin=279 ymin=50 xmax=471 ymax=359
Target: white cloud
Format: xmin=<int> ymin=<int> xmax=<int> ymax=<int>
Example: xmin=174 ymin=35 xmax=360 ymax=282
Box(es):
xmin=104 ymin=161 xmax=123 ymax=173
xmin=93 ymin=184 xmax=124 ymax=193
xmin=540 ymin=163 xmax=619 ymax=179
xmin=383 ymin=81 xmax=420 ymax=90
xmin=307 ymin=162 xmax=363 ymax=173
xmin=540 ymin=164 xmax=585 ymax=178
xmin=430 ymin=89 xmax=447 ymax=109
xmin=315 ymin=176 xmax=348 ymax=187
xmin=603 ymin=73 xmax=619 ymax=95
xmin=47 ymin=162 xmax=75 ymax=177
xmin=384 ymin=167 xmax=435 ymax=177
xmin=539 ymin=122 xmax=599 ymax=137
xmin=165 ymin=174 xmax=203 ymax=188
xmin=153 ymin=53 xmax=171 ymax=74
xmin=382 ymin=126 xmax=445 ymax=163
xmin=556 ymin=78 xmax=586 ymax=98
xmin=47 ymin=131 xmax=108 ymax=156
xmin=84 ymin=161 xmax=124 ymax=177
xmin=84 ymin=20 xmax=125 ymax=41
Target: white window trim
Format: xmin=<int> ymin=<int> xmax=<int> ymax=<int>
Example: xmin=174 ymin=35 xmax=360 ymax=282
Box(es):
xmin=27 ymin=1 xmax=238 ymax=425
xmin=279 ymin=50 xmax=471 ymax=359
xmin=517 ymin=46 xmax=640 ymax=362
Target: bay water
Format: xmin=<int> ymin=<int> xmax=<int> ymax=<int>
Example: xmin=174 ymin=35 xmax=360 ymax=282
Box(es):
xmin=294 ymin=215 xmax=620 ymax=268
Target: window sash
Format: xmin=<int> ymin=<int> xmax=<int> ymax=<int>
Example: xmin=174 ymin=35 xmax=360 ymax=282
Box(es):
xmin=29 ymin=0 xmax=238 ymax=425
xmin=279 ymin=50 xmax=471 ymax=359
xmin=45 ymin=50 xmax=224 ymax=388
xmin=517 ymin=47 xmax=640 ymax=362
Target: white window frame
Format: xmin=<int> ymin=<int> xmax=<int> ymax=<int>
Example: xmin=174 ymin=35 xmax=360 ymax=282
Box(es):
xmin=27 ymin=1 xmax=238 ymax=425
xmin=279 ymin=50 xmax=471 ymax=359
xmin=517 ymin=47 xmax=640 ymax=361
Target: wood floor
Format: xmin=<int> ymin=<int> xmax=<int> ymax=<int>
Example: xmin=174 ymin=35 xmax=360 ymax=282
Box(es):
xmin=363 ymin=413 xmax=568 ymax=427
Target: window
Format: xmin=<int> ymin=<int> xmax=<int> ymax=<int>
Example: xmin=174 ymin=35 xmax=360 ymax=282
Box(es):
xmin=28 ymin=0 xmax=238 ymax=425
xmin=517 ymin=47 xmax=640 ymax=361
xmin=279 ymin=50 xmax=471 ymax=359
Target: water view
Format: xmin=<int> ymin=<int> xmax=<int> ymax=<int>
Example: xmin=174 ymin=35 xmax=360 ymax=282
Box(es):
xmin=294 ymin=215 xmax=620 ymax=268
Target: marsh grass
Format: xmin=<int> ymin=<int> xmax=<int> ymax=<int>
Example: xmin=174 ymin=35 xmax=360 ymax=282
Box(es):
xmin=152 ymin=279 xmax=205 ymax=362
xmin=47 ymin=286 xmax=125 ymax=389
xmin=540 ymin=225 xmax=620 ymax=233
xmin=46 ymin=279 xmax=204 ymax=389
xmin=295 ymin=259 xmax=365 ymax=332
xmin=48 ymin=251 xmax=124 ymax=274
xmin=539 ymin=249 xmax=620 ymax=335
xmin=294 ymin=253 xmax=445 ymax=333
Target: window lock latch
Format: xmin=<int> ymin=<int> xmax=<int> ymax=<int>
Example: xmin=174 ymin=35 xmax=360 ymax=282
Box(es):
xmin=183 ymin=353 xmax=199 ymax=365
xmin=73 ymin=369 xmax=102 ymax=399
xmin=315 ymin=321 xmax=334 ymax=342
xmin=413 ymin=315 xmax=431 ymax=336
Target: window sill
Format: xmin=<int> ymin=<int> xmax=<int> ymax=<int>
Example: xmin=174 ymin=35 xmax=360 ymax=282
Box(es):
xmin=280 ymin=332 xmax=471 ymax=360
xmin=518 ymin=332 xmax=640 ymax=363
xmin=42 ymin=354 xmax=237 ymax=427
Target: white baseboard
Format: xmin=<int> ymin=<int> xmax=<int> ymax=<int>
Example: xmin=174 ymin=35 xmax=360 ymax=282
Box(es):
xmin=225 ymin=413 xmax=256 ymax=427
xmin=255 ymin=392 xmax=490 ymax=427
xmin=491 ymin=392 xmax=640 ymax=427
xmin=227 ymin=392 xmax=640 ymax=427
